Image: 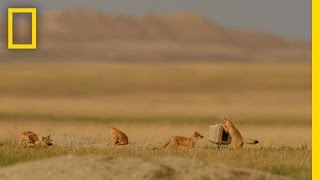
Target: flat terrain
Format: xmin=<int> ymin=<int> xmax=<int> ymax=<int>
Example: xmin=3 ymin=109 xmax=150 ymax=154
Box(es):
xmin=0 ymin=154 xmax=293 ymax=180
xmin=0 ymin=129 xmax=310 ymax=180
xmin=0 ymin=62 xmax=311 ymax=179
xmin=0 ymin=63 xmax=311 ymax=124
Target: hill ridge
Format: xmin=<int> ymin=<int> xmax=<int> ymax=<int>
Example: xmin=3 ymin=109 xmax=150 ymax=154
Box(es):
xmin=0 ymin=9 xmax=310 ymax=62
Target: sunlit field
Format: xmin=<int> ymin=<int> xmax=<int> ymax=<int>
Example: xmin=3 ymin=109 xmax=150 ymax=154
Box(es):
xmin=0 ymin=139 xmax=311 ymax=180
xmin=0 ymin=63 xmax=310 ymax=124
xmin=0 ymin=62 xmax=311 ymax=179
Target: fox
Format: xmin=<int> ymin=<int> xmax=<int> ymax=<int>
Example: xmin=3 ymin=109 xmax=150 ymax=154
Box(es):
xmin=106 ymin=126 xmax=129 ymax=145
xmin=18 ymin=131 xmax=53 ymax=147
xmin=163 ymin=131 xmax=204 ymax=150
xmin=222 ymin=117 xmax=259 ymax=150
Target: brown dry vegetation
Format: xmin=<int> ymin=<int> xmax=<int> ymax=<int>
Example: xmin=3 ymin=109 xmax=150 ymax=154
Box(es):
xmin=0 ymin=63 xmax=310 ymax=122
xmin=0 ymin=62 xmax=311 ymax=179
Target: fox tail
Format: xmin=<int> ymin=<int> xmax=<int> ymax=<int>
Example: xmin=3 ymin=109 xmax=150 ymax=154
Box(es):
xmin=243 ymin=139 xmax=259 ymax=144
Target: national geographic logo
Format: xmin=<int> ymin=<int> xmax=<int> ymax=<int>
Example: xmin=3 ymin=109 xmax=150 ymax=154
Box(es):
xmin=7 ymin=8 xmax=37 ymax=50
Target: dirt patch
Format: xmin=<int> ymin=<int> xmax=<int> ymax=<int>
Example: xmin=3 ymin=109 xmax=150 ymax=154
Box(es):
xmin=0 ymin=155 xmax=288 ymax=180
xmin=51 ymin=133 xmax=103 ymax=147
xmin=50 ymin=133 xmax=162 ymax=150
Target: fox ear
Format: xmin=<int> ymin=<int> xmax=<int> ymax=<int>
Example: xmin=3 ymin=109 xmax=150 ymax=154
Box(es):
xmin=47 ymin=134 xmax=50 ymax=138
xmin=223 ymin=117 xmax=227 ymax=122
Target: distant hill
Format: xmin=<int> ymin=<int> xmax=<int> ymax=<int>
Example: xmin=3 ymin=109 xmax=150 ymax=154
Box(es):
xmin=0 ymin=10 xmax=310 ymax=62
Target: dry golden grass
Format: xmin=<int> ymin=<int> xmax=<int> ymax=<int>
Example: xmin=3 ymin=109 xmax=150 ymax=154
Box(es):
xmin=0 ymin=62 xmax=311 ymax=179
xmin=0 ymin=62 xmax=311 ymax=125
xmin=0 ymin=128 xmax=311 ymax=180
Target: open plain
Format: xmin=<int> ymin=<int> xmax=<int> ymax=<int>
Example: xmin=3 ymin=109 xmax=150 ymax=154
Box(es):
xmin=0 ymin=63 xmax=311 ymax=179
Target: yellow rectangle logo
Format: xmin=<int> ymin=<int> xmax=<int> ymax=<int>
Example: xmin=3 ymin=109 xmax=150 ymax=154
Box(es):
xmin=8 ymin=8 xmax=37 ymax=50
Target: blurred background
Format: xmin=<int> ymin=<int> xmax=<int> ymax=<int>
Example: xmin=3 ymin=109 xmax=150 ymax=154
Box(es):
xmin=0 ymin=0 xmax=311 ymax=146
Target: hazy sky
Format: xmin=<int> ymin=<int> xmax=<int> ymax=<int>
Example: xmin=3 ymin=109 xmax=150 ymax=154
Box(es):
xmin=0 ymin=0 xmax=311 ymax=41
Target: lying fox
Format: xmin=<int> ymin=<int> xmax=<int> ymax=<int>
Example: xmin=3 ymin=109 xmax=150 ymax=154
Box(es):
xmin=106 ymin=126 xmax=129 ymax=145
xmin=222 ymin=117 xmax=259 ymax=150
xmin=163 ymin=131 xmax=204 ymax=150
xmin=18 ymin=131 xmax=53 ymax=147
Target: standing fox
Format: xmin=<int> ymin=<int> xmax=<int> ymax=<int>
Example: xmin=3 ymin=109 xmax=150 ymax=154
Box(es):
xmin=106 ymin=126 xmax=129 ymax=145
xmin=163 ymin=131 xmax=204 ymax=150
xmin=222 ymin=117 xmax=259 ymax=150
xmin=18 ymin=131 xmax=53 ymax=147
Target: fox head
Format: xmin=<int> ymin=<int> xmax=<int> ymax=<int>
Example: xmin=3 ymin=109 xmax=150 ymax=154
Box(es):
xmin=41 ymin=134 xmax=53 ymax=146
xmin=106 ymin=124 xmax=116 ymax=130
xmin=194 ymin=131 xmax=204 ymax=139
xmin=27 ymin=135 xmax=35 ymax=144
xmin=223 ymin=117 xmax=234 ymax=129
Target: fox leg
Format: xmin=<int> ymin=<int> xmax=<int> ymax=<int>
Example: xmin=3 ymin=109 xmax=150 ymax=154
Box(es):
xmin=239 ymin=142 xmax=244 ymax=149
xmin=163 ymin=138 xmax=172 ymax=149
xmin=106 ymin=137 xmax=117 ymax=145
xmin=118 ymin=141 xmax=127 ymax=145
xmin=172 ymin=140 xmax=179 ymax=150
xmin=235 ymin=141 xmax=243 ymax=150
xmin=188 ymin=145 xmax=194 ymax=151
xmin=221 ymin=125 xmax=228 ymax=133
xmin=111 ymin=138 xmax=119 ymax=145
xmin=107 ymin=140 xmax=118 ymax=145
xmin=27 ymin=142 xmax=35 ymax=147
xmin=173 ymin=143 xmax=179 ymax=150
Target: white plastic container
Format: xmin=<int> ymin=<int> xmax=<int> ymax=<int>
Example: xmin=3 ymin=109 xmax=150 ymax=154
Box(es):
xmin=208 ymin=124 xmax=232 ymax=147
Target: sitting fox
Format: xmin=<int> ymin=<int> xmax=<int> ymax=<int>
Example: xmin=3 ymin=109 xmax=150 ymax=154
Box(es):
xmin=18 ymin=131 xmax=53 ymax=147
xmin=163 ymin=131 xmax=204 ymax=150
xmin=106 ymin=126 xmax=129 ymax=145
xmin=222 ymin=117 xmax=259 ymax=150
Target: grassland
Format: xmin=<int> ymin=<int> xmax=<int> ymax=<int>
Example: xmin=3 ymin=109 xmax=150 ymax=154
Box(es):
xmin=0 ymin=139 xmax=311 ymax=180
xmin=0 ymin=62 xmax=311 ymax=179
xmin=0 ymin=63 xmax=311 ymax=125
